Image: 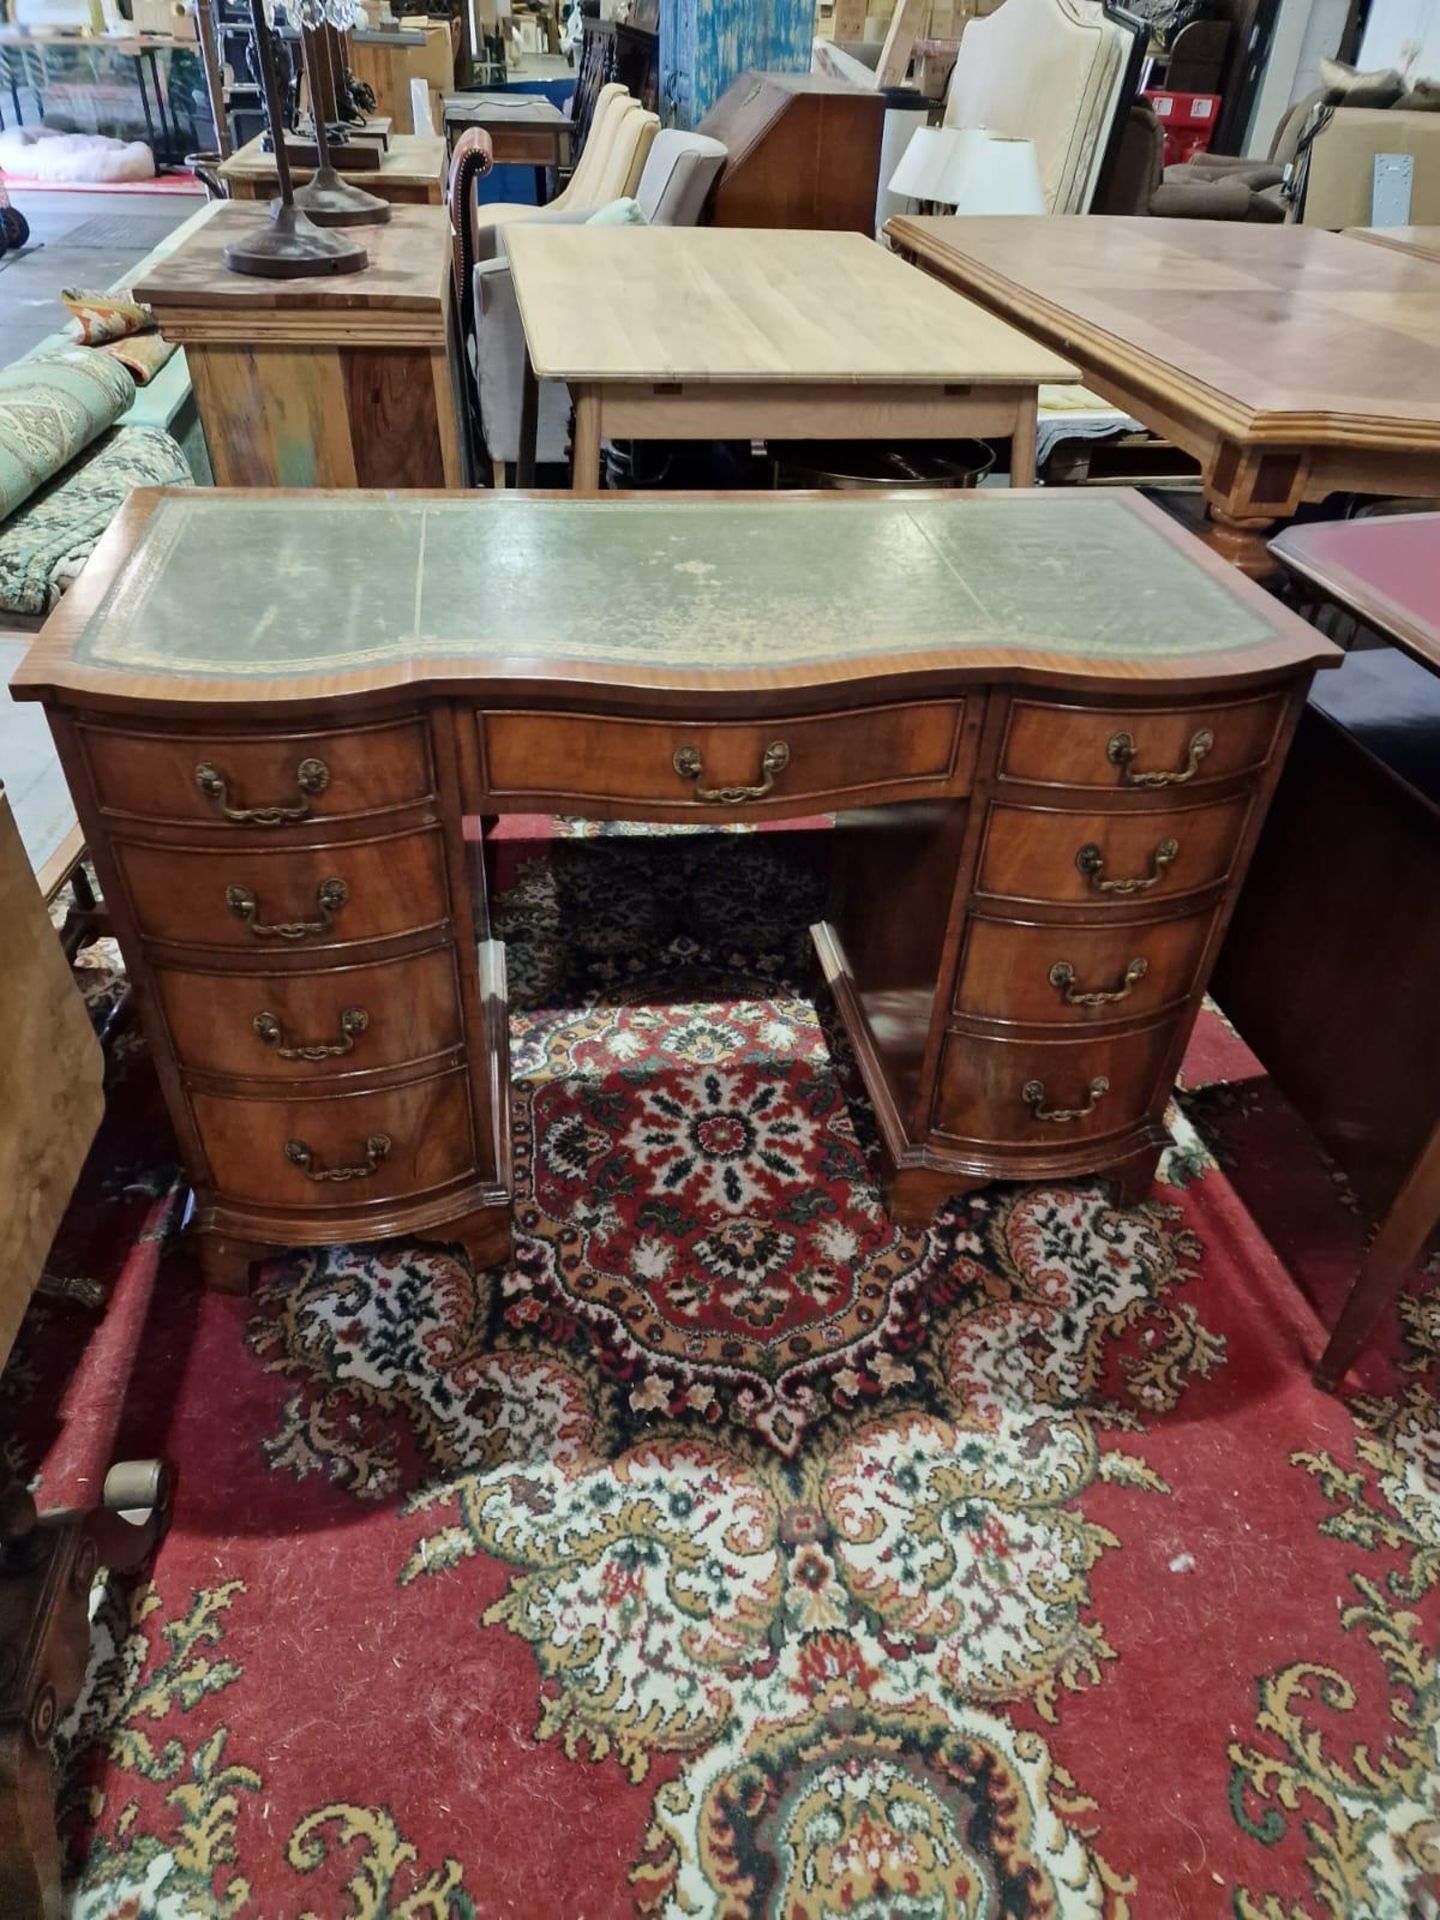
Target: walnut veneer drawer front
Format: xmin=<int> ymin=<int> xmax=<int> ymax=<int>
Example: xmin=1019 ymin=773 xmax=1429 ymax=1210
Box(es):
xmin=82 ymin=719 xmax=434 ymax=827
xmin=191 ymin=1069 xmax=476 ymax=1211
xmin=116 ymin=827 xmax=450 ymax=951
xmin=155 ymin=946 xmax=463 ymax=1081
xmin=954 ymin=909 xmax=1216 ymax=1026
xmin=1000 ymin=695 xmax=1285 ymax=792
xmin=479 ymin=703 xmax=968 ymax=810
xmin=934 ymin=1023 xmax=1179 ymax=1148
xmin=977 ymin=796 xmax=1250 ymax=908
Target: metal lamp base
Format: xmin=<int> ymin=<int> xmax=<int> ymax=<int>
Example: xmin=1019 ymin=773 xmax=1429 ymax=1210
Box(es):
xmin=294 ymin=167 xmax=392 ymax=226
xmin=223 ymin=203 xmax=369 ymax=279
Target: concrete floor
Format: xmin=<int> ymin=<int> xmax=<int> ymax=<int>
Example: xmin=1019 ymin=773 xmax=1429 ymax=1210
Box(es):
xmin=0 ymin=188 xmax=202 ymax=370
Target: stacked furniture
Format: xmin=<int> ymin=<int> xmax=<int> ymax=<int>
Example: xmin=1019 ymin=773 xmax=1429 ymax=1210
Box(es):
xmin=939 ymin=0 xmax=1142 ymax=213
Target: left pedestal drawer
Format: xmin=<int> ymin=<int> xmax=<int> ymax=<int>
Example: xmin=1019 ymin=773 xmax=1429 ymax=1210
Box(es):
xmin=190 ymin=1068 xmax=477 ymax=1211
xmin=114 ymin=826 xmax=451 ymax=952
xmin=154 ymin=945 xmax=464 ymax=1081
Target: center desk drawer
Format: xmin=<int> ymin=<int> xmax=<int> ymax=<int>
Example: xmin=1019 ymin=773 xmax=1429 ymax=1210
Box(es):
xmin=977 ymin=796 xmax=1250 ymax=909
xmin=155 ymin=946 xmax=464 ymax=1080
xmin=191 ymin=1069 xmax=475 ymax=1211
xmin=82 ymin=718 xmax=434 ymax=828
xmin=115 ymin=827 xmax=450 ymax=951
xmin=478 ymin=703 xmax=968 ymax=811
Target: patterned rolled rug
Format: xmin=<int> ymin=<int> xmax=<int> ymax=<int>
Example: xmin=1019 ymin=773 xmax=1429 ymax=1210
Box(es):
xmin=10 ymin=823 xmax=1438 ymax=1920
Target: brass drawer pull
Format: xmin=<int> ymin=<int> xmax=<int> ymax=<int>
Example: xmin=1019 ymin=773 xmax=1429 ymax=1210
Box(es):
xmin=253 ymin=1005 xmax=369 ymax=1060
xmin=1108 ymin=729 xmax=1213 ymax=789
xmin=672 ymin=740 xmax=789 ymax=804
xmin=226 ymin=876 xmax=348 ymax=940
xmin=1023 ymin=1076 xmax=1110 ymax=1124
xmin=284 ymin=1132 xmax=390 ymax=1182
xmin=195 ymin=756 xmax=329 ymax=825
xmin=1075 ymin=838 xmax=1177 ymax=895
xmin=1049 ymin=957 xmax=1148 ymax=1007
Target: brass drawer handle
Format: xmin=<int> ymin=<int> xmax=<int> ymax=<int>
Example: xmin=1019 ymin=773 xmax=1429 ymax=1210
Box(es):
xmin=672 ymin=740 xmax=789 ymax=804
xmin=1049 ymin=957 xmax=1147 ymax=1007
xmin=1075 ymin=838 xmax=1177 ymax=895
xmin=1108 ymin=729 xmax=1213 ymax=789
xmin=1023 ymin=1076 xmax=1110 ymax=1124
xmin=195 ymin=756 xmax=329 ymax=825
xmin=253 ymin=1005 xmax=369 ymax=1060
xmin=284 ymin=1132 xmax=391 ymax=1182
xmin=226 ymin=876 xmax=348 ymax=940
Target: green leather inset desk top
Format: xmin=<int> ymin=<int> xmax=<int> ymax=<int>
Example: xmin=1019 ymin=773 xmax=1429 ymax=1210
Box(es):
xmin=72 ymin=492 xmax=1279 ymax=681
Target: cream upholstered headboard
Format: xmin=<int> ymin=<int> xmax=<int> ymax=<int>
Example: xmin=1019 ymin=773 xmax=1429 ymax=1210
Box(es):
xmin=943 ymin=0 xmax=1129 ymax=212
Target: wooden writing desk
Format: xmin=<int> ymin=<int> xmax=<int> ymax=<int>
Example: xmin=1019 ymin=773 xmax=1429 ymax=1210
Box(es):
xmin=443 ymin=91 xmax=572 ymax=203
xmin=133 ymin=203 xmax=465 ymax=490
xmin=12 ymin=488 xmax=1335 ymax=1293
xmin=218 ymin=131 xmax=447 ymax=207
xmin=1212 ymin=512 xmax=1440 ymax=1387
xmin=889 ymin=216 xmax=1440 ymax=576
xmin=503 ymin=226 xmax=1079 ymax=490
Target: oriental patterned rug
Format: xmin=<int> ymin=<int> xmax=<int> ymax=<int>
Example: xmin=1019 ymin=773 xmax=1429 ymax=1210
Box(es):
xmin=8 ymin=823 xmax=1438 ymax=1920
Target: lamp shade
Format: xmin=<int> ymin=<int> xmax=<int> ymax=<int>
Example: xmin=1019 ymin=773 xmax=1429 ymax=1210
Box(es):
xmin=888 ymin=125 xmax=1046 ymax=214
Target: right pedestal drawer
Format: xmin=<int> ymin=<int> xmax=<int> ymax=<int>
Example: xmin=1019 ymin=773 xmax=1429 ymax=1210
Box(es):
xmin=953 ymin=909 xmax=1216 ymax=1026
xmin=999 ymin=695 xmax=1286 ymax=792
xmin=933 ymin=1022 xmax=1180 ymax=1149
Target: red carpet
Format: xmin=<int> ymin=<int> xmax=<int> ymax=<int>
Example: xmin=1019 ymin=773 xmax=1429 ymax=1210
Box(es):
xmin=9 ymin=823 xmax=1438 ymax=1918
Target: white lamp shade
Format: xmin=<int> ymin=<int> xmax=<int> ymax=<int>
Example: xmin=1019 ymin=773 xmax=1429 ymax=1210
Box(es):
xmin=888 ymin=125 xmax=1046 ymax=214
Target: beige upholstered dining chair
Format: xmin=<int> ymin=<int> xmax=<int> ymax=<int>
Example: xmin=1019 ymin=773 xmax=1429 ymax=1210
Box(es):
xmin=473 ymin=88 xmax=659 ymax=261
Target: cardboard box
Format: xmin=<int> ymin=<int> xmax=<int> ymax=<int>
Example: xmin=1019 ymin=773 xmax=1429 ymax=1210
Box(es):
xmin=1302 ymin=108 xmax=1440 ymax=228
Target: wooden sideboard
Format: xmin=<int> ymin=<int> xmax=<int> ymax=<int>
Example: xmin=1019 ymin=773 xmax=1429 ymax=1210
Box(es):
xmin=12 ymin=489 xmax=1337 ymax=1293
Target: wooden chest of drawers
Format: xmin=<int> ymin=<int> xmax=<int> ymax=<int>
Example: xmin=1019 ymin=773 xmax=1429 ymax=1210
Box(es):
xmin=12 ymin=487 xmax=1338 ymax=1287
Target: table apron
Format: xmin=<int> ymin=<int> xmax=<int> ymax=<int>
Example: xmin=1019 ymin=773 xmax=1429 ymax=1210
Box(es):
xmin=582 ymin=381 xmax=1034 ymax=443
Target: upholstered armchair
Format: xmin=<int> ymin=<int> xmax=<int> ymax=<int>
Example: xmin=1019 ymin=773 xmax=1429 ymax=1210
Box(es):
xmin=471 ymin=130 xmax=728 ymax=482
xmin=473 ymin=88 xmax=660 ymax=262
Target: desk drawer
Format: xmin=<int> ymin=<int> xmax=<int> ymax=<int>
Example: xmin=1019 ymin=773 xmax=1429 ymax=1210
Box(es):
xmin=192 ymin=1068 xmax=475 ymax=1211
xmin=116 ymin=826 xmax=450 ymax=952
xmin=1000 ymin=695 xmax=1285 ymax=792
xmin=478 ymin=703 xmax=969 ymax=812
xmin=976 ymin=797 xmax=1250 ymax=908
xmin=954 ymin=908 xmax=1216 ymax=1026
xmin=82 ymin=718 xmax=434 ymax=829
xmin=155 ymin=945 xmax=464 ymax=1081
xmin=933 ymin=1022 xmax=1178 ymax=1148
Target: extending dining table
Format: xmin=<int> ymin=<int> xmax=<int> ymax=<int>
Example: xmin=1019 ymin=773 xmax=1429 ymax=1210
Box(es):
xmin=888 ymin=216 xmax=1440 ymax=577
xmin=1344 ymin=224 xmax=1440 ymax=267
xmin=503 ymin=225 xmax=1079 ymax=490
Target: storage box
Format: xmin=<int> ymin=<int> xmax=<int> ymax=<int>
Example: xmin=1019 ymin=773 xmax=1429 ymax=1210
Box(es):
xmin=1302 ymin=108 xmax=1440 ymax=228
xmin=1142 ymin=89 xmax=1219 ymax=167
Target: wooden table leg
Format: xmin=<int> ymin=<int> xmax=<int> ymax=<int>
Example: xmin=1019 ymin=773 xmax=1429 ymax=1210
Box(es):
xmin=570 ymin=386 xmax=603 ymax=493
xmin=1317 ymin=1119 xmax=1440 ymax=1390
xmin=1010 ymin=388 xmax=1038 ymax=487
xmin=517 ymin=349 xmax=539 ymax=489
xmin=1201 ymin=442 xmax=1308 ymax=580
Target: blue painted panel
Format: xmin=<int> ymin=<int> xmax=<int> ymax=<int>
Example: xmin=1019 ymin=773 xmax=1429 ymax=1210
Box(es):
xmin=661 ymin=0 xmax=812 ymax=126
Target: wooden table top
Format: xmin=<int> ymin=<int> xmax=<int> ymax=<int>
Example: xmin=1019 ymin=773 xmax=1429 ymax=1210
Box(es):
xmin=889 ymin=215 xmax=1440 ymax=449
xmin=442 ymin=91 xmax=569 ymax=130
xmin=1270 ymin=513 xmax=1440 ymax=678
xmin=132 ymin=203 xmax=451 ymax=325
xmin=1345 ymin=225 xmax=1440 ymax=267
xmin=218 ymin=131 xmax=446 ymax=190
xmin=13 ymin=487 xmax=1335 ymax=713
xmin=504 ymin=227 xmax=1079 ymax=387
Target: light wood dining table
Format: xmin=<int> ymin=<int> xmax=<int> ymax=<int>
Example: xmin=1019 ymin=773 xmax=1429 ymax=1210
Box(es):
xmin=503 ymin=225 xmax=1078 ymax=490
